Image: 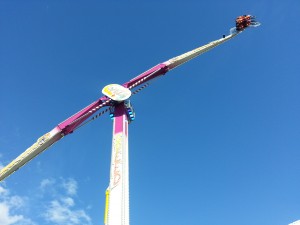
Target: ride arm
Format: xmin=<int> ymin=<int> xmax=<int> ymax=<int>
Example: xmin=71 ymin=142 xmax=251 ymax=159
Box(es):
xmin=56 ymin=33 xmax=240 ymax=132
xmin=164 ymin=33 xmax=238 ymax=70
xmin=123 ymin=64 xmax=169 ymax=89
xmin=58 ymin=96 xmax=110 ymax=135
xmin=123 ymin=33 xmax=238 ymax=90
xmin=0 ymin=97 xmax=111 ymax=182
xmin=0 ymin=127 xmax=63 ymax=181
xmin=0 ymin=27 xmax=243 ymax=182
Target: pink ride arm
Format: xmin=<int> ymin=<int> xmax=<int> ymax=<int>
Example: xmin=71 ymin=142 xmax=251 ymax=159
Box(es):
xmin=123 ymin=64 xmax=169 ymax=89
xmin=123 ymin=33 xmax=238 ymax=89
xmin=60 ymin=33 xmax=239 ymax=135
xmin=0 ymin=32 xmax=240 ymax=182
xmin=58 ymin=96 xmax=109 ymax=135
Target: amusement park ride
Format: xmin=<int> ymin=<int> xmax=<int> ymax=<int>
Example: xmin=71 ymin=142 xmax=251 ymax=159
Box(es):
xmin=0 ymin=15 xmax=260 ymax=225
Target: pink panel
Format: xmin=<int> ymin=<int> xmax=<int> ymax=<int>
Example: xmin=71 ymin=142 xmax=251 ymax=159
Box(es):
xmin=114 ymin=104 xmax=126 ymax=134
xmin=58 ymin=96 xmax=108 ymax=135
xmin=123 ymin=63 xmax=168 ymax=88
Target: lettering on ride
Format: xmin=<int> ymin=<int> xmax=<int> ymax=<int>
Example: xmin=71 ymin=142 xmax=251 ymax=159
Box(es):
xmin=112 ymin=134 xmax=123 ymax=187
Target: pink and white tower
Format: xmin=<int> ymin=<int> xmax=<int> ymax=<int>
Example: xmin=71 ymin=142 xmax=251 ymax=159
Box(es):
xmin=102 ymin=85 xmax=134 ymax=225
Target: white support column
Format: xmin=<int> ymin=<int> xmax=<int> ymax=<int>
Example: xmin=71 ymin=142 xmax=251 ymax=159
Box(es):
xmin=105 ymin=103 xmax=129 ymax=225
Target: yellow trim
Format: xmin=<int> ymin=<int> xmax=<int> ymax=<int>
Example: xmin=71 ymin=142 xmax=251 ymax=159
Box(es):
xmin=104 ymin=189 xmax=110 ymax=224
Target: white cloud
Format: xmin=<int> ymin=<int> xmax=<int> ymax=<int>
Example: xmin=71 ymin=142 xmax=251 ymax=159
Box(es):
xmin=0 ymin=186 xmax=9 ymax=196
xmin=39 ymin=177 xmax=78 ymax=196
xmin=0 ymin=184 xmax=35 ymax=225
xmin=40 ymin=177 xmax=91 ymax=225
xmin=39 ymin=178 xmax=55 ymax=190
xmin=62 ymin=197 xmax=75 ymax=207
xmin=43 ymin=198 xmax=91 ymax=225
xmin=0 ymin=203 xmax=24 ymax=225
xmin=290 ymin=220 xmax=300 ymax=225
xmin=0 ymin=177 xmax=91 ymax=225
xmin=62 ymin=178 xmax=78 ymax=196
xmin=7 ymin=196 xmax=24 ymax=209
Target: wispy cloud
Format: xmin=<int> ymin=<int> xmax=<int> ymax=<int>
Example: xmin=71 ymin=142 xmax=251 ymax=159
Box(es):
xmin=43 ymin=198 xmax=91 ymax=225
xmin=290 ymin=220 xmax=300 ymax=225
xmin=0 ymin=186 xmax=9 ymax=196
xmin=62 ymin=197 xmax=75 ymax=207
xmin=62 ymin=178 xmax=77 ymax=196
xmin=0 ymin=204 xmax=24 ymax=225
xmin=0 ymin=196 xmax=91 ymax=225
xmin=0 ymin=184 xmax=35 ymax=225
xmin=40 ymin=177 xmax=91 ymax=225
xmin=0 ymin=172 xmax=91 ymax=225
xmin=39 ymin=178 xmax=56 ymax=190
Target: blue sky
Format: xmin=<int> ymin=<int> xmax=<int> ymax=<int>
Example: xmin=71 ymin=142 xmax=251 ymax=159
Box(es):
xmin=0 ymin=1 xmax=300 ymax=225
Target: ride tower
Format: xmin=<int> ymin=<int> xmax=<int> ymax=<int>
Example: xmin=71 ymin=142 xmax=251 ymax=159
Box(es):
xmin=102 ymin=85 xmax=135 ymax=225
